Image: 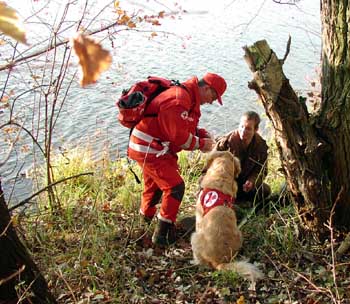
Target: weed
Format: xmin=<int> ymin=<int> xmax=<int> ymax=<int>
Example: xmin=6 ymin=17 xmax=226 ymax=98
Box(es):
xmin=211 ymin=269 xmax=241 ymax=287
xmin=15 ymin=146 xmax=350 ymax=303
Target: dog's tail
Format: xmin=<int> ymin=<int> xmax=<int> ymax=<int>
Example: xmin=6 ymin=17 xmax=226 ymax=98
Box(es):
xmin=216 ymin=260 xmax=263 ymax=282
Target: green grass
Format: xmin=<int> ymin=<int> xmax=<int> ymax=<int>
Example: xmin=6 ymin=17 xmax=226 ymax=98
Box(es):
xmin=265 ymin=138 xmax=285 ymax=194
xmin=14 ymin=145 xmax=350 ymax=303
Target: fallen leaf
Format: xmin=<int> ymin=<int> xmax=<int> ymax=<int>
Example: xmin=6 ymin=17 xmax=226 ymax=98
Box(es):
xmin=70 ymin=34 xmax=112 ymax=87
xmin=236 ymin=295 xmax=245 ymax=304
xmin=0 ymin=2 xmax=27 ymax=44
xmin=102 ymin=202 xmax=112 ymax=212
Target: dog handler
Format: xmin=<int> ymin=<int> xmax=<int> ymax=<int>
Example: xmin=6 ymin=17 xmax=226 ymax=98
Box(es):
xmin=216 ymin=111 xmax=271 ymax=205
xmin=128 ymin=73 xmax=227 ymax=246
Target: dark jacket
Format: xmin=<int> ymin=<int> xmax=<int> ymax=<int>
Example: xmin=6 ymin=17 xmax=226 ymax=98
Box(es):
xmin=216 ymin=130 xmax=268 ymax=187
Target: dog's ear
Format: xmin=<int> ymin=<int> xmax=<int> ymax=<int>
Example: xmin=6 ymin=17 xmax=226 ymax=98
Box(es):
xmin=202 ymin=151 xmax=215 ymax=172
xmin=233 ymin=156 xmax=241 ymax=178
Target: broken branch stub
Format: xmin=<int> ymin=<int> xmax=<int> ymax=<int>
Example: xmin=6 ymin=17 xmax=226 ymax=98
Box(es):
xmin=244 ymin=39 xmax=330 ymax=237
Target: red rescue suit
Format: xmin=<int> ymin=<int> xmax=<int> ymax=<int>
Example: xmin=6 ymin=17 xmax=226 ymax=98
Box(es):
xmin=128 ymin=77 xmax=209 ymax=223
xmin=199 ymin=188 xmax=234 ymax=216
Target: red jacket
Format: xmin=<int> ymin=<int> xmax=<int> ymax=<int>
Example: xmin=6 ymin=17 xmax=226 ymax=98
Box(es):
xmin=128 ymin=77 xmax=207 ymax=162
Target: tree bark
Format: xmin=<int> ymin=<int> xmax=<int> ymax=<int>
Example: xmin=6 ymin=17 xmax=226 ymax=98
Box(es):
xmin=0 ymin=181 xmax=57 ymax=303
xmin=243 ymin=39 xmax=331 ymax=237
xmin=317 ymin=0 xmax=350 ymax=228
xmin=244 ymin=1 xmax=350 ymax=233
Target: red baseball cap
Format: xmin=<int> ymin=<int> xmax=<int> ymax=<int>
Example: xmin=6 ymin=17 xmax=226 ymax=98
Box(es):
xmin=203 ymin=72 xmax=227 ymax=105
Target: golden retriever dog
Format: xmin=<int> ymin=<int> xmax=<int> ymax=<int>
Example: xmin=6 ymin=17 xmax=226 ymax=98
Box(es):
xmin=191 ymin=150 xmax=263 ymax=282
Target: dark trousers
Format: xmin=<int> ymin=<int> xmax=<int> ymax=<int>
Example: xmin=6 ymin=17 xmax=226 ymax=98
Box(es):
xmin=236 ymin=182 xmax=271 ymax=207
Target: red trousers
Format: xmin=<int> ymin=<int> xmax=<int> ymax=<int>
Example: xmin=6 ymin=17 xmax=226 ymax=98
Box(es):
xmin=137 ymin=155 xmax=184 ymax=223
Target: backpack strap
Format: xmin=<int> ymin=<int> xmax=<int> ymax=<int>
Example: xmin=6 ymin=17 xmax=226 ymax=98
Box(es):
xmin=143 ymin=80 xmax=190 ymax=118
xmin=126 ymin=127 xmax=141 ymax=184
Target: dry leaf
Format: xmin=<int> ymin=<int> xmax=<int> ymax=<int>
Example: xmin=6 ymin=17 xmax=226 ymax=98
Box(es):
xmin=118 ymin=14 xmax=130 ymax=25
xmin=0 ymin=2 xmax=27 ymax=44
xmin=151 ymin=19 xmax=161 ymax=26
xmin=70 ymin=34 xmax=112 ymax=87
xmin=127 ymin=21 xmax=136 ymax=28
xmin=236 ymin=295 xmax=245 ymax=304
xmin=0 ymin=95 xmax=9 ymax=102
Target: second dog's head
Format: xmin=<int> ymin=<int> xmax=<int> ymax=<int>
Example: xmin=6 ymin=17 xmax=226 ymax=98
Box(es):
xmin=200 ymin=150 xmax=241 ymax=197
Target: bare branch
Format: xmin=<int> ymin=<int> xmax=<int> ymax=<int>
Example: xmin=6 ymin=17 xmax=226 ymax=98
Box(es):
xmin=273 ymin=0 xmax=300 ymax=4
xmin=0 ymin=118 xmax=30 ymax=177
xmin=0 ymin=21 xmax=122 ymax=71
xmin=9 ymin=172 xmax=94 ymax=212
xmin=1 ymin=120 xmax=46 ymax=157
xmin=0 ymin=265 xmax=26 ymax=285
xmin=0 ymin=122 xmax=22 ymax=168
xmin=280 ymin=35 xmax=292 ymax=65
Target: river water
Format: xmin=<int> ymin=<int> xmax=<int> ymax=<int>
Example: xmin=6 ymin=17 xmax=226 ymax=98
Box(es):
xmin=1 ymin=0 xmax=321 ymax=203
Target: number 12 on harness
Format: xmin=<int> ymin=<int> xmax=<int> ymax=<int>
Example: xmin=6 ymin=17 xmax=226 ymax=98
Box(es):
xmin=116 ymin=76 xmax=183 ymax=129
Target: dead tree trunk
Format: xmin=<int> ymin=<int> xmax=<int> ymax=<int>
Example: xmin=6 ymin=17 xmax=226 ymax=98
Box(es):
xmin=243 ymin=0 xmax=350 ymax=235
xmin=0 ymin=181 xmax=57 ymax=303
xmin=243 ymin=39 xmax=331 ymax=237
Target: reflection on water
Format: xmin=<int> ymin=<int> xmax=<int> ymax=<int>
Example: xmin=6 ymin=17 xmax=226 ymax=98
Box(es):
xmin=0 ymin=0 xmax=321 ymax=204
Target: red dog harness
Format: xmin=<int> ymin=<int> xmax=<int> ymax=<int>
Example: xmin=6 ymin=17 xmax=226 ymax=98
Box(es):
xmin=199 ymin=188 xmax=235 ymax=216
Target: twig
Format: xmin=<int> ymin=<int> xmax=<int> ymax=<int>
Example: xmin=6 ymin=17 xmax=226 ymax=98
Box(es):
xmin=179 ymin=224 xmax=195 ymax=239
xmin=129 ymin=223 xmax=153 ymax=244
xmin=0 ymin=21 xmax=120 ymax=72
xmin=280 ymin=262 xmax=338 ymax=304
xmin=1 ymin=120 xmax=46 ymax=157
xmin=123 ymin=213 xmax=137 ymax=248
xmin=280 ymin=35 xmax=291 ymax=65
xmin=324 ymin=187 xmax=343 ymax=302
xmin=0 ymin=265 xmax=25 ymax=285
xmin=57 ymin=268 xmax=77 ymax=303
xmin=238 ymin=204 xmax=258 ymax=229
xmin=334 ymin=186 xmax=350 ymax=256
xmin=0 ymin=120 xmax=24 ymax=168
xmin=0 ymin=216 xmax=15 ymax=238
xmin=262 ymin=250 xmax=292 ymax=302
xmin=9 ymin=172 xmax=94 ymax=211
xmin=197 ymin=281 xmax=211 ymax=304
xmin=273 ymin=0 xmax=299 ymax=4
xmin=173 ymin=264 xmax=197 ymax=272
xmin=16 ymin=275 xmax=37 ymax=304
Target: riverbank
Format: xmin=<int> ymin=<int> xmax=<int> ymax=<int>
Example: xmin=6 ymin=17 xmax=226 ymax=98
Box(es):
xmin=12 ymin=148 xmax=350 ymax=303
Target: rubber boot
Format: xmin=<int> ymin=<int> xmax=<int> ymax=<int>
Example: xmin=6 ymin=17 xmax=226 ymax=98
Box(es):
xmin=152 ymin=219 xmax=176 ymax=246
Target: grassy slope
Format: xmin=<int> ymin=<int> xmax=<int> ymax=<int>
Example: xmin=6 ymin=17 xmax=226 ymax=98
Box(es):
xmin=16 ymin=147 xmax=350 ymax=303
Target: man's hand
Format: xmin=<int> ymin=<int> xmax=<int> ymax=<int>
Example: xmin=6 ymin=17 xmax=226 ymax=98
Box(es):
xmin=215 ymin=136 xmax=228 ymax=151
xmin=200 ymin=138 xmax=214 ymax=152
xmin=197 ymin=128 xmax=214 ymax=139
xmin=243 ymin=180 xmax=254 ymax=192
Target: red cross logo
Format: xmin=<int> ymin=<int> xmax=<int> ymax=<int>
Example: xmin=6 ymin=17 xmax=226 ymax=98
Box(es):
xmin=203 ymin=191 xmax=218 ymax=208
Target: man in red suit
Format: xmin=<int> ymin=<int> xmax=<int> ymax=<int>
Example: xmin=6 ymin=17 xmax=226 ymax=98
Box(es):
xmin=128 ymin=73 xmax=227 ymax=246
